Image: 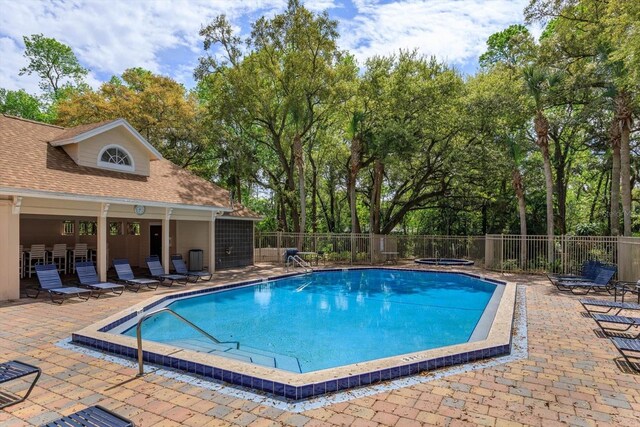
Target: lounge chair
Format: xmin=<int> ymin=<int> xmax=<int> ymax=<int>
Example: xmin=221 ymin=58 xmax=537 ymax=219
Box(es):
xmin=591 ymin=314 xmax=640 ymax=338
xmin=580 ymin=298 xmax=640 ymax=315
xmin=171 ymin=258 xmax=212 ymax=282
xmin=547 ymin=259 xmax=602 ymax=285
xmin=610 ymin=337 xmax=640 ymax=372
xmin=112 ymin=259 xmax=160 ymax=292
xmin=26 ymin=264 xmax=93 ymax=304
xmin=75 ymin=262 xmax=125 ymax=297
xmin=0 ymin=360 xmax=41 ymax=409
xmin=554 ymin=264 xmax=617 ymax=295
xmin=613 ymin=280 xmax=640 ymax=304
xmin=41 ymin=405 xmax=134 ymax=427
xmin=145 ymin=257 xmax=188 ymax=286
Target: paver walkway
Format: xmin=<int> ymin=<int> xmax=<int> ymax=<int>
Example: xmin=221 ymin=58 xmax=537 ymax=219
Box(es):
xmin=1 ymin=264 xmax=639 ymax=426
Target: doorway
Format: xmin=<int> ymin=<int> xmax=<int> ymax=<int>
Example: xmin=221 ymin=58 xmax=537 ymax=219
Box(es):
xmin=150 ymin=224 xmax=162 ymax=257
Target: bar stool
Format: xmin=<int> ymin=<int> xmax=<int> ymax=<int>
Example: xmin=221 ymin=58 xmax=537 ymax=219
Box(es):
xmin=71 ymin=243 xmax=88 ymax=273
xmin=51 ymin=244 xmax=68 ymax=274
xmin=26 ymin=244 xmax=46 ymax=278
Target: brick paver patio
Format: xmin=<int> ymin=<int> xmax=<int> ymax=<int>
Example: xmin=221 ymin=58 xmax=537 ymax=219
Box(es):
xmin=1 ymin=264 xmax=639 ymax=426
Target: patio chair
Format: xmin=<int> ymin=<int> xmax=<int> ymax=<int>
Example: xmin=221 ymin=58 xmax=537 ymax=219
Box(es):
xmin=19 ymin=245 xmax=24 ymax=279
xmin=171 ymin=257 xmax=212 ymax=282
xmin=75 ymin=262 xmax=125 ymax=297
xmin=591 ymin=313 xmax=640 ymax=339
xmin=112 ymin=259 xmax=160 ymax=292
xmin=0 ymin=360 xmax=41 ymax=409
xmin=27 ymin=264 xmax=93 ymax=304
xmin=613 ymin=280 xmax=640 ymax=304
xmin=145 ymin=257 xmax=188 ymax=286
xmin=547 ymin=259 xmax=602 ymax=285
xmin=610 ymin=337 xmax=640 ymax=372
xmin=554 ymin=264 xmax=617 ymax=295
xmin=71 ymin=243 xmax=88 ymax=273
xmin=41 ymin=405 xmax=134 ymax=427
xmin=580 ymin=298 xmax=640 ymax=315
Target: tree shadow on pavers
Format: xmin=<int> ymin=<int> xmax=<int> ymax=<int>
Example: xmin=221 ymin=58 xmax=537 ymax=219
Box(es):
xmin=614 ymin=358 xmax=640 ymax=374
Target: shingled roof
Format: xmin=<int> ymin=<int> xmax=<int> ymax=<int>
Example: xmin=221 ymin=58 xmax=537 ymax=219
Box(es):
xmin=0 ymin=115 xmax=259 ymax=219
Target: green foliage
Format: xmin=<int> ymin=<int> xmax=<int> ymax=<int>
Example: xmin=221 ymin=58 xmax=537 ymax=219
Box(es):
xmin=0 ymin=88 xmax=51 ymax=122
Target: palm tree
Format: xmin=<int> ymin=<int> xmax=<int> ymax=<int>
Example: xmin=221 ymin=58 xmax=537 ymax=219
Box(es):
xmin=507 ymin=134 xmax=527 ymax=268
xmin=523 ymin=66 xmax=562 ymax=266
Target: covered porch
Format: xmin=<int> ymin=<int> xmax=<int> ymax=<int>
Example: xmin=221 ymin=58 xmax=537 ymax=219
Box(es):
xmin=0 ymin=195 xmax=230 ymax=300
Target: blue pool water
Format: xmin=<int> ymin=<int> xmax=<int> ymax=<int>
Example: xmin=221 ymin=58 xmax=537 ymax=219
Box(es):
xmin=124 ymin=270 xmax=497 ymax=373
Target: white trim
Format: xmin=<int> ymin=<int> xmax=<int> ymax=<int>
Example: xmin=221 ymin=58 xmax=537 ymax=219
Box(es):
xmin=219 ymin=215 xmax=264 ymax=221
xmin=0 ymin=187 xmax=233 ymax=213
xmin=97 ymin=144 xmax=136 ymax=172
xmin=50 ymin=118 xmax=163 ymax=160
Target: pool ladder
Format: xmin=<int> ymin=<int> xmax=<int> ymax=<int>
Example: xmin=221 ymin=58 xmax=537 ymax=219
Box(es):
xmin=286 ymin=255 xmax=312 ymax=273
xmin=136 ymin=307 xmax=238 ymax=376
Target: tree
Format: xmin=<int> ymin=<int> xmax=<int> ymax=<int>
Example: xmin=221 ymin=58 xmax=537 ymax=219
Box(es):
xmin=19 ymin=34 xmax=88 ymax=96
xmin=0 ymin=88 xmax=50 ymax=122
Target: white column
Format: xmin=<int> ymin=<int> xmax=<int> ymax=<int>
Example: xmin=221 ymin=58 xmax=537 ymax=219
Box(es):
xmin=97 ymin=203 xmax=109 ymax=282
xmin=0 ymin=198 xmax=21 ymax=301
xmin=162 ymin=208 xmax=172 ymax=274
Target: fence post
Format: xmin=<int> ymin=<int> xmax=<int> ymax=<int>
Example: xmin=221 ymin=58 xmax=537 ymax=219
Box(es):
xmin=500 ymin=234 xmax=504 ymax=273
xmin=277 ymin=231 xmax=281 ymax=262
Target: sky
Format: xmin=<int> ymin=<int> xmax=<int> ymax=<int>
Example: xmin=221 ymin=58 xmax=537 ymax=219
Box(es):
xmin=0 ymin=0 xmax=535 ymax=95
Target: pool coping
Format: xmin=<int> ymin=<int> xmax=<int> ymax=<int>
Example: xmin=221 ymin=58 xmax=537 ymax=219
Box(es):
xmin=73 ymin=267 xmax=516 ymax=401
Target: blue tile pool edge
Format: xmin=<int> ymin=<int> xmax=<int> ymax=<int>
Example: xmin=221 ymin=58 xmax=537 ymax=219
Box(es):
xmin=71 ymin=331 xmax=511 ymax=401
xmin=73 ymin=267 xmax=512 ymax=401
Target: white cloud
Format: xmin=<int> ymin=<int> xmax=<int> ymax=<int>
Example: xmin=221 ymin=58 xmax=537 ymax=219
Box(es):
xmin=339 ymin=0 xmax=529 ymax=70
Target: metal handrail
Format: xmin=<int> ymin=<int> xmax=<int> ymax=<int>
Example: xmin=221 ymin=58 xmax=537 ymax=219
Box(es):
xmin=286 ymin=255 xmax=312 ymax=272
xmin=136 ymin=307 xmax=238 ymax=376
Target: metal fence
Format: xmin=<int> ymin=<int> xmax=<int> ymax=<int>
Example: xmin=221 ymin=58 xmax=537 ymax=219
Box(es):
xmin=255 ymin=232 xmax=640 ymax=279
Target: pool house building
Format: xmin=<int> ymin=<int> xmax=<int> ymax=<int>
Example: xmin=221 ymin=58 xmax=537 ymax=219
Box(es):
xmin=0 ymin=114 xmax=259 ymax=301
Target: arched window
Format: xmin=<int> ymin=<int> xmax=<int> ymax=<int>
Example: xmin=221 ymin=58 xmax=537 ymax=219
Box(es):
xmin=97 ymin=145 xmax=135 ymax=171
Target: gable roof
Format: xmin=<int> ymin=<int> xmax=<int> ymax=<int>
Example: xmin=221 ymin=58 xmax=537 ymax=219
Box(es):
xmin=49 ymin=118 xmax=163 ymax=160
xmin=0 ymin=115 xmax=260 ymax=219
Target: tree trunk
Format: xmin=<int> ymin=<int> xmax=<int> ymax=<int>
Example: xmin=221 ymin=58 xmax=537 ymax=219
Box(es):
xmin=348 ymin=135 xmax=362 ymax=233
xmin=512 ymin=169 xmax=527 ymax=269
xmin=553 ymin=139 xmax=567 ymax=235
xmin=370 ymin=158 xmax=384 ymax=234
xmin=293 ymin=134 xmax=305 ymax=233
xmin=309 ymin=155 xmax=318 ymax=233
xmin=616 ymin=92 xmax=633 ymax=236
xmin=535 ymin=111 xmax=554 ymax=265
xmin=610 ymin=121 xmax=621 ymax=236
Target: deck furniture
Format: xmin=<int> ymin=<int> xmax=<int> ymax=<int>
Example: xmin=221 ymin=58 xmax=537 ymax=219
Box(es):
xmin=41 ymin=405 xmax=134 ymax=427
xmin=554 ymin=264 xmax=617 ymax=295
xmin=610 ymin=337 xmax=640 ymax=372
xmin=171 ymin=258 xmax=212 ymax=282
xmin=26 ymin=244 xmax=46 ymax=278
xmin=27 ymin=264 xmax=93 ymax=304
xmin=0 ymin=360 xmax=41 ymax=409
xmin=580 ymin=298 xmax=640 ymax=315
xmin=112 ymin=259 xmax=160 ymax=292
xmin=591 ymin=313 xmax=640 ymax=338
xmin=145 ymin=257 xmax=188 ymax=286
xmin=547 ymin=259 xmax=602 ymax=284
xmin=613 ymin=281 xmax=640 ymax=304
xmin=19 ymin=245 xmax=24 ymax=279
xmin=75 ymin=262 xmax=125 ymax=297
xmin=50 ymin=244 xmax=67 ymax=274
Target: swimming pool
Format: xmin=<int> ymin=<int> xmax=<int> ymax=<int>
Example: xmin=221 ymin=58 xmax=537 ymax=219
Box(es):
xmin=74 ymin=268 xmax=516 ymax=400
xmin=123 ymin=269 xmax=496 ymax=373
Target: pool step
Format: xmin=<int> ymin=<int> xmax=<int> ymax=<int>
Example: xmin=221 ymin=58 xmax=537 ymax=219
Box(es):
xmin=164 ymin=338 xmax=302 ymax=372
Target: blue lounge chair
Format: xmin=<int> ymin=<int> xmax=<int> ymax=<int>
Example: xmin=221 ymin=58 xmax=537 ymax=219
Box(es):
xmin=0 ymin=360 xmax=41 ymax=409
xmin=547 ymin=259 xmax=602 ymax=284
xmin=41 ymin=405 xmax=134 ymax=427
xmin=171 ymin=258 xmax=212 ymax=282
xmin=112 ymin=259 xmax=160 ymax=292
xmin=75 ymin=262 xmax=125 ymax=297
xmin=591 ymin=314 xmax=640 ymax=338
xmin=27 ymin=264 xmax=93 ymax=304
xmin=610 ymin=337 xmax=640 ymax=372
xmin=145 ymin=257 xmax=188 ymax=286
xmin=554 ymin=264 xmax=617 ymax=295
xmin=580 ymin=298 xmax=640 ymax=315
